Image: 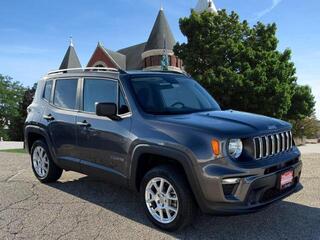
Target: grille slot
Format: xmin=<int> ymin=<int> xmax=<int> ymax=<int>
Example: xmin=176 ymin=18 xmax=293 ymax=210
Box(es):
xmin=253 ymin=131 xmax=293 ymax=160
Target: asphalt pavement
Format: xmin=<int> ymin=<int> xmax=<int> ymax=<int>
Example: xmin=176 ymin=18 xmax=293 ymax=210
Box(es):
xmin=0 ymin=147 xmax=319 ymax=240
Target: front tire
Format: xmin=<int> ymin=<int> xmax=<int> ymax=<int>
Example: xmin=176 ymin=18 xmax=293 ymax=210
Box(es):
xmin=140 ymin=165 xmax=197 ymax=231
xmin=31 ymin=140 xmax=62 ymax=183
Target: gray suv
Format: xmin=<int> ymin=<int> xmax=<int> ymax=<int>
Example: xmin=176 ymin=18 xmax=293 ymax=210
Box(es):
xmin=24 ymin=68 xmax=302 ymax=231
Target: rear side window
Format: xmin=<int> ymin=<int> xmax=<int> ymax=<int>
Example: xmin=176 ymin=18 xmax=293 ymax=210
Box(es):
xmin=83 ymin=79 xmax=117 ymax=113
xmin=43 ymin=80 xmax=53 ymax=101
xmin=53 ymin=79 xmax=78 ymax=110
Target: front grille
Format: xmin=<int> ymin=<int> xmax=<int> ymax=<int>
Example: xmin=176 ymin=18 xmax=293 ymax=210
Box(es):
xmin=253 ymin=131 xmax=293 ymax=160
xmin=264 ymin=158 xmax=299 ymax=174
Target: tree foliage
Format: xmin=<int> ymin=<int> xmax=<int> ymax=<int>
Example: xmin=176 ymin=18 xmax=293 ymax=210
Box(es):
xmin=0 ymin=74 xmax=25 ymax=140
xmin=290 ymin=114 xmax=320 ymax=138
xmin=0 ymin=74 xmax=35 ymax=141
xmin=174 ymin=10 xmax=315 ymax=120
xmin=286 ymin=85 xmax=315 ymax=120
xmin=7 ymin=85 xmax=36 ymax=140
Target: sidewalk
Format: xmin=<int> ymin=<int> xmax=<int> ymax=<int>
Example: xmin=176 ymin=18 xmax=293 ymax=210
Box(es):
xmin=0 ymin=141 xmax=24 ymax=150
xmin=298 ymin=143 xmax=320 ymax=154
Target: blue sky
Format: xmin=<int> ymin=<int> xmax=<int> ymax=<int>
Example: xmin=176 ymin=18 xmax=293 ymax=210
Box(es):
xmin=0 ymin=0 xmax=319 ymax=118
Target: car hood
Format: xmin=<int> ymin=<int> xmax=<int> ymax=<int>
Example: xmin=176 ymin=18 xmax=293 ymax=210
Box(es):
xmin=152 ymin=110 xmax=291 ymax=138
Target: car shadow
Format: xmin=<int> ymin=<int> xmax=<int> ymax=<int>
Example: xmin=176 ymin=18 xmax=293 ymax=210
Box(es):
xmin=46 ymin=175 xmax=320 ymax=239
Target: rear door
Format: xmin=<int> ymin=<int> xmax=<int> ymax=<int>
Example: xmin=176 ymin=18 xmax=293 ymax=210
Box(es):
xmin=75 ymin=77 xmax=132 ymax=184
xmin=43 ymin=78 xmax=80 ymax=171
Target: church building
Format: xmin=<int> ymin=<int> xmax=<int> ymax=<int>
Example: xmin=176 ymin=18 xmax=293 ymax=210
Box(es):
xmin=59 ymin=0 xmax=217 ymax=72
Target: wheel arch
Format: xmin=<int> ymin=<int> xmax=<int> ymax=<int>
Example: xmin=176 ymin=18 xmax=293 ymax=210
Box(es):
xmin=24 ymin=125 xmax=55 ymax=160
xmin=129 ymin=144 xmax=205 ymax=208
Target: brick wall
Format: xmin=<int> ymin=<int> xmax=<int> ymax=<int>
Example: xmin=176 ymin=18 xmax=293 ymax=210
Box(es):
xmin=143 ymin=55 xmax=182 ymax=68
xmin=87 ymin=47 xmax=118 ymax=68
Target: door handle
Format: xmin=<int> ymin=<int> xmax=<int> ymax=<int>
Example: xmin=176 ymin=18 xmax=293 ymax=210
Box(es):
xmin=43 ymin=114 xmax=54 ymax=121
xmin=77 ymin=120 xmax=91 ymax=128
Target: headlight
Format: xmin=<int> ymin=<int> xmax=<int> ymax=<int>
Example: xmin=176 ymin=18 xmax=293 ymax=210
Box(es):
xmin=228 ymin=139 xmax=243 ymax=158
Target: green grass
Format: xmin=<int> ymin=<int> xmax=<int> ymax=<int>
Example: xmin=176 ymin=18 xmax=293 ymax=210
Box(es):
xmin=0 ymin=149 xmax=27 ymax=154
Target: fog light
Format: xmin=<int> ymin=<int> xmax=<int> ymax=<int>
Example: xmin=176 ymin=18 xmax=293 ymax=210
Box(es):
xmin=222 ymin=178 xmax=240 ymax=185
xmin=222 ymin=178 xmax=241 ymax=196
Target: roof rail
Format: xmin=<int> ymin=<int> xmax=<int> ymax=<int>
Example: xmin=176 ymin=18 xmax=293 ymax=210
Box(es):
xmin=143 ymin=69 xmax=189 ymax=76
xmin=47 ymin=67 xmax=126 ymax=75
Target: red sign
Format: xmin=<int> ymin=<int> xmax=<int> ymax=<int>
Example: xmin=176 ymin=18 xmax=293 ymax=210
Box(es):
xmin=280 ymin=170 xmax=294 ymax=189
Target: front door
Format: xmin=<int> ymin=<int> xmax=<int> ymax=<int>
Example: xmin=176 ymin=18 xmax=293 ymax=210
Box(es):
xmin=76 ymin=78 xmax=132 ymax=183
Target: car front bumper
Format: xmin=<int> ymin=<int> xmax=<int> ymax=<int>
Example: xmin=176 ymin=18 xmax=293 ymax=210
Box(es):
xmin=198 ymin=159 xmax=302 ymax=215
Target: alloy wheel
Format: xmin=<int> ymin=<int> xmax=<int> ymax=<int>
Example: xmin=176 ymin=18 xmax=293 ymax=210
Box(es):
xmin=145 ymin=177 xmax=179 ymax=224
xmin=32 ymin=146 xmax=49 ymax=178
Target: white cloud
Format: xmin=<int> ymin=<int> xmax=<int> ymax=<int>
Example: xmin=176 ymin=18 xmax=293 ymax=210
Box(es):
xmin=255 ymin=0 xmax=283 ymax=19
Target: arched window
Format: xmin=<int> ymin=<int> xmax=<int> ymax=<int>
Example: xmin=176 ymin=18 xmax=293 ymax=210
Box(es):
xmin=93 ymin=61 xmax=107 ymax=68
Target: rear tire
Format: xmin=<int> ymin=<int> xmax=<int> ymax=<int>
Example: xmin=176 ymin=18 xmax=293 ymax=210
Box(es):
xmin=140 ymin=165 xmax=197 ymax=231
xmin=31 ymin=140 xmax=62 ymax=183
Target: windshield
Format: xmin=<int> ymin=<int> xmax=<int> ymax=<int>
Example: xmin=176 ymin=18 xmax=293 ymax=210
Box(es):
xmin=130 ymin=75 xmax=221 ymax=115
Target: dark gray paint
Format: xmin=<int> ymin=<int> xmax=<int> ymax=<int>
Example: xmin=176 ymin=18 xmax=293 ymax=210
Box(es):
xmin=25 ymin=70 xmax=302 ymax=214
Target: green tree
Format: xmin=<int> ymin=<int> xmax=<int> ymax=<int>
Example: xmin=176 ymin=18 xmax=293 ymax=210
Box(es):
xmin=286 ymin=85 xmax=315 ymax=120
xmin=8 ymin=84 xmax=36 ymax=140
xmin=174 ymin=10 xmax=315 ymax=120
xmin=0 ymin=74 xmax=25 ymax=140
xmin=290 ymin=114 xmax=320 ymax=139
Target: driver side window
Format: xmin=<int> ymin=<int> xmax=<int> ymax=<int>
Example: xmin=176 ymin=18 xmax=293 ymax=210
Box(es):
xmin=82 ymin=78 xmax=130 ymax=115
xmin=83 ymin=79 xmax=117 ymax=113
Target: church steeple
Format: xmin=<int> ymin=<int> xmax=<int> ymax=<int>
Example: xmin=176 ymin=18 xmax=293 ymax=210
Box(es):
xmin=144 ymin=8 xmax=176 ymax=52
xmin=59 ymin=37 xmax=82 ymax=70
xmin=194 ymin=0 xmax=217 ymax=14
xmin=141 ymin=8 xmax=182 ymax=72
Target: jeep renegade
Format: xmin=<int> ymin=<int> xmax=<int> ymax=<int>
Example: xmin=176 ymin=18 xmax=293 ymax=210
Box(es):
xmin=24 ymin=68 xmax=302 ymax=231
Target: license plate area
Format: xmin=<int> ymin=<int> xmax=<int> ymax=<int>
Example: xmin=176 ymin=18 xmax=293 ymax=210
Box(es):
xmin=279 ymin=170 xmax=294 ymax=190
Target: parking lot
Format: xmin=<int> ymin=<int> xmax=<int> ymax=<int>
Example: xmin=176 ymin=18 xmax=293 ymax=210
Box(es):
xmin=0 ymin=147 xmax=319 ymax=240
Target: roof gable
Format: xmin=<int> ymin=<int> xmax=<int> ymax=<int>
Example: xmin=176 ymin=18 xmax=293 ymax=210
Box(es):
xmin=105 ymin=48 xmax=126 ymax=69
xmin=87 ymin=42 xmax=126 ymax=69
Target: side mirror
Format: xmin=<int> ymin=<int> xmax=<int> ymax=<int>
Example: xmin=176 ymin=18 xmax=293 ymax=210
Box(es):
xmin=96 ymin=102 xmax=121 ymax=120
